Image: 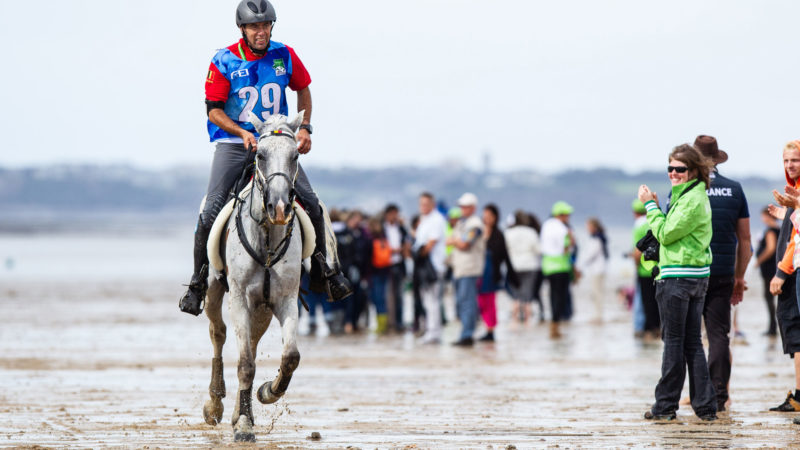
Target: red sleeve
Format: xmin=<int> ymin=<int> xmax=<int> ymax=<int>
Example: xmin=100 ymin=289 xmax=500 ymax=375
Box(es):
xmin=205 ymin=62 xmax=230 ymax=102
xmin=286 ymin=45 xmax=311 ymax=91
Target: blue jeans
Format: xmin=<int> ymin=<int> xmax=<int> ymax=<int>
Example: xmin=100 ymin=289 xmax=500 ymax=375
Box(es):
xmin=370 ymin=273 xmax=388 ymax=314
xmin=300 ymin=273 xmax=331 ymax=320
xmin=652 ymin=277 xmax=717 ymax=417
xmin=633 ymin=282 xmax=645 ymax=333
xmin=455 ymin=276 xmax=479 ymax=340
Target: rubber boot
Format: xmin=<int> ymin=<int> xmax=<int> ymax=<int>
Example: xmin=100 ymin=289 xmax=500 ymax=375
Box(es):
xmin=375 ymin=314 xmax=389 ymax=335
xmin=179 ymin=218 xmax=211 ymax=316
xmin=308 ymin=209 xmax=353 ymax=302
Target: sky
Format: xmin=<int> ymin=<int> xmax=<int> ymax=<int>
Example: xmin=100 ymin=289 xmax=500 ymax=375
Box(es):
xmin=1 ymin=0 xmax=798 ymax=177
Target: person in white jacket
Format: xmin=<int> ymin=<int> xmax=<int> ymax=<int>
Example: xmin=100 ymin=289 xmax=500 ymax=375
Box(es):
xmin=504 ymin=210 xmax=543 ymax=325
xmin=579 ymin=217 xmax=609 ymax=323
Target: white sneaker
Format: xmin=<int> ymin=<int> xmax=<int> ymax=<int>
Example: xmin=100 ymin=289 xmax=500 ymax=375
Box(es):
xmin=419 ymin=335 xmax=441 ymax=345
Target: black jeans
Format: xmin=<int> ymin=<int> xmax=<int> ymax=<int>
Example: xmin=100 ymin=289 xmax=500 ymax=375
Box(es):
xmin=388 ymin=262 xmax=406 ymax=329
xmin=778 ymin=273 xmax=800 ymax=355
xmin=546 ymin=272 xmax=570 ymax=322
xmin=702 ymin=275 xmax=734 ymax=409
xmin=638 ymin=276 xmax=659 ymax=332
xmin=200 ymin=142 xmax=320 ymax=228
xmin=652 ymin=277 xmax=717 ymax=417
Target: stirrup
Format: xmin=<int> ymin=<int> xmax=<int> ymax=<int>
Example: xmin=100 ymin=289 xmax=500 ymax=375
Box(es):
xmin=325 ymin=273 xmax=353 ymax=302
xmin=311 ymin=252 xmax=352 ymax=302
xmin=179 ymin=264 xmax=208 ymax=316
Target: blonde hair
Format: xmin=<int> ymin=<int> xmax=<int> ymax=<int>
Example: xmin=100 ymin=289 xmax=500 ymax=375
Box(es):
xmin=784 ymin=140 xmax=800 ymax=153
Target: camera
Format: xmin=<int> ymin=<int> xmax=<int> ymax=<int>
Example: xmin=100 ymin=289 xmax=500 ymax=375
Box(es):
xmin=636 ymin=230 xmax=660 ymax=262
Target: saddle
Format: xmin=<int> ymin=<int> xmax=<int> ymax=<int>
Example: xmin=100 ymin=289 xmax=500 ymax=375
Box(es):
xmin=205 ymin=179 xmax=315 ymax=272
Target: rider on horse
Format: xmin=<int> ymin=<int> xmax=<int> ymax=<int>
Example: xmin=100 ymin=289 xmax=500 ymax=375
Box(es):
xmin=179 ymin=0 xmax=353 ymax=315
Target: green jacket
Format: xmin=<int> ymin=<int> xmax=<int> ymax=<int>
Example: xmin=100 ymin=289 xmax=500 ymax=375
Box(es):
xmin=644 ymin=179 xmax=712 ymax=279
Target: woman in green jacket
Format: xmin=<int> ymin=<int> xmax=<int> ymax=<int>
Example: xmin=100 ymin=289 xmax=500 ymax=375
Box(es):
xmin=638 ymin=144 xmax=717 ymax=421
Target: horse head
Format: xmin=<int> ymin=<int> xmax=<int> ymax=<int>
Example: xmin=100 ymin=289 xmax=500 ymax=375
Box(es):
xmin=248 ymin=111 xmax=304 ymax=225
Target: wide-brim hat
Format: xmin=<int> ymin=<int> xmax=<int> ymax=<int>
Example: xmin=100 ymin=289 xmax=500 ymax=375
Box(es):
xmin=457 ymin=192 xmax=478 ymax=207
xmin=694 ymin=135 xmax=728 ymax=164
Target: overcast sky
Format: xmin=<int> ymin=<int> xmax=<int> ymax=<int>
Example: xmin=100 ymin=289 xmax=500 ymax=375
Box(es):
xmin=1 ymin=0 xmax=798 ymax=177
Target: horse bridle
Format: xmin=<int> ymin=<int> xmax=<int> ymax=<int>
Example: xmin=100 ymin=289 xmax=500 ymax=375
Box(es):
xmin=235 ymin=128 xmax=300 ymax=270
xmin=253 ymin=129 xmax=300 ymax=225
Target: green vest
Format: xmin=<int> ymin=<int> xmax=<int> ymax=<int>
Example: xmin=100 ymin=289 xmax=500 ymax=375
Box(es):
xmin=542 ymin=235 xmax=571 ymax=275
xmin=632 ymin=218 xmax=651 ymax=277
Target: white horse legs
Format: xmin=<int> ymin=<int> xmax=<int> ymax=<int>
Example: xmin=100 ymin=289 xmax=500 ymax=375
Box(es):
xmin=257 ymin=298 xmax=300 ymax=404
xmin=229 ymin=292 xmax=257 ymax=442
xmin=203 ymin=280 xmax=226 ymax=426
xmin=201 ymin=273 xmax=300 ymax=442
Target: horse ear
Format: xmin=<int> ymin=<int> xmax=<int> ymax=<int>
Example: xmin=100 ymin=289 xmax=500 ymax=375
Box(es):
xmin=287 ymin=110 xmax=305 ymax=132
xmin=248 ymin=112 xmax=266 ymax=134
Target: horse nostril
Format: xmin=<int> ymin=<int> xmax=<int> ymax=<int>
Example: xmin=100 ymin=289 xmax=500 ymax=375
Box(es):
xmin=267 ymin=203 xmax=275 ymax=215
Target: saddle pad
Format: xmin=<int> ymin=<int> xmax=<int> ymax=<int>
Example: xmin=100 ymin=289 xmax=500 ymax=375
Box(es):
xmin=207 ymin=181 xmax=315 ymax=272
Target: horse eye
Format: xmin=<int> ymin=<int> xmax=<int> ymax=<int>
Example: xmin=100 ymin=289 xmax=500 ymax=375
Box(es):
xmin=256 ymin=153 xmax=264 ymax=161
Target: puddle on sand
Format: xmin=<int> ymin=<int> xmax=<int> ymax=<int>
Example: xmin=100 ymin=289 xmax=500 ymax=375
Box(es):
xmin=1 ymin=278 xmax=798 ymax=447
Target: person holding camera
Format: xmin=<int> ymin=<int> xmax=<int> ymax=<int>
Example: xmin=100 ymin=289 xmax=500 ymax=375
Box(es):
xmin=638 ymin=144 xmax=717 ymax=421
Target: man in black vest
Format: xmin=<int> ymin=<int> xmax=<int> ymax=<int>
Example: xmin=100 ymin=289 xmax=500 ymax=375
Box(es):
xmin=695 ymin=135 xmax=752 ymax=413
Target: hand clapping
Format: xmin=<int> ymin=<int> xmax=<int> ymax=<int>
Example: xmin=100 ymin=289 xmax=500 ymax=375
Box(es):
xmin=638 ymin=185 xmax=658 ymax=206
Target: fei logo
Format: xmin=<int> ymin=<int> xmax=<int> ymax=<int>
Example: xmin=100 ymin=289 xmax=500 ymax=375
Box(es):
xmin=230 ymin=69 xmax=249 ymax=79
xmin=272 ymin=59 xmax=286 ymax=76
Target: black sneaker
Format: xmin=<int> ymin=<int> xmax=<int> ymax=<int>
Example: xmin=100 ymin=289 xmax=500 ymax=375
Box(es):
xmin=452 ymin=337 xmax=474 ymax=347
xmin=699 ymin=414 xmax=717 ymax=421
xmin=769 ymin=391 xmax=800 ymax=412
xmin=793 ymin=416 xmax=800 ymax=425
xmin=644 ymin=411 xmax=676 ymax=421
xmin=478 ymin=332 xmax=495 ymax=342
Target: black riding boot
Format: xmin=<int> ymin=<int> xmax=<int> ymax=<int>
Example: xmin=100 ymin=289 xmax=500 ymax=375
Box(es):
xmin=179 ymin=218 xmax=212 ymax=316
xmin=308 ymin=210 xmax=353 ymax=302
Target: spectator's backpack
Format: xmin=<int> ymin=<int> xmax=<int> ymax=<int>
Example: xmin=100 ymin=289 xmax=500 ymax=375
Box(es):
xmin=372 ymin=239 xmax=393 ymax=269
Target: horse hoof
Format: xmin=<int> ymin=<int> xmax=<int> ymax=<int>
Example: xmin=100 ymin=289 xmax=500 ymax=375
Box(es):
xmin=234 ymin=431 xmax=256 ymax=442
xmin=203 ymin=399 xmax=224 ymax=426
xmin=257 ymin=381 xmax=282 ymax=404
xmin=233 ymin=415 xmax=256 ymax=442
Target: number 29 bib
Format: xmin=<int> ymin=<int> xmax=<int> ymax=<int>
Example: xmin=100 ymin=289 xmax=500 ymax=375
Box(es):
xmin=207 ymin=41 xmax=294 ymax=142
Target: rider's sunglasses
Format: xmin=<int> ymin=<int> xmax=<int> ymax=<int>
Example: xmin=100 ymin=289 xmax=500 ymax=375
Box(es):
xmin=667 ymin=165 xmax=689 ymax=174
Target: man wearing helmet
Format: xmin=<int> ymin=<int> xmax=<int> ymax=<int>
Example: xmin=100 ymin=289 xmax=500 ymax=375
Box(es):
xmin=179 ymin=0 xmax=353 ymax=315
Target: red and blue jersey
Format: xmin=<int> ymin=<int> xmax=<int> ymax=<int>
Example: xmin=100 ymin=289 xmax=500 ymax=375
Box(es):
xmin=205 ymin=39 xmax=311 ymax=142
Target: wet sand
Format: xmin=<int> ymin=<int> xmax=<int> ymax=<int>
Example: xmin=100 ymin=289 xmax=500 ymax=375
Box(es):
xmin=2 ymin=278 xmax=800 ymax=448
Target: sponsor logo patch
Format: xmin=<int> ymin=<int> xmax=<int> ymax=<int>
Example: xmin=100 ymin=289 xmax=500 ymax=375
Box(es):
xmin=230 ymin=69 xmax=249 ymax=79
xmin=272 ymin=59 xmax=286 ymax=76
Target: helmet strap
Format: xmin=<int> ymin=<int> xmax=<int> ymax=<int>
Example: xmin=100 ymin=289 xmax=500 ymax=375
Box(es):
xmin=240 ymin=25 xmax=271 ymax=58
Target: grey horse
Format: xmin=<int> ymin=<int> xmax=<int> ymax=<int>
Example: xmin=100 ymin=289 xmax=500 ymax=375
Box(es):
xmin=201 ymin=112 xmax=306 ymax=442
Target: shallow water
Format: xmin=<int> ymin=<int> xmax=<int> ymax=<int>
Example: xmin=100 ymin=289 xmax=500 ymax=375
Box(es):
xmin=2 ymin=269 xmax=800 ymax=448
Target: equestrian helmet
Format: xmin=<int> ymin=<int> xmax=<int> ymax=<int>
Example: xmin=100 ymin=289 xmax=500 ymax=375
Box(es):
xmin=236 ymin=0 xmax=277 ymax=27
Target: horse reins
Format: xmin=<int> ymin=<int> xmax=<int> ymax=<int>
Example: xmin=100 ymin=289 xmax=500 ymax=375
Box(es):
xmin=232 ymin=128 xmax=307 ymax=309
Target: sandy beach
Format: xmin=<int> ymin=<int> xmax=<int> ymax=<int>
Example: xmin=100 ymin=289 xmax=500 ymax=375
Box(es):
xmin=2 ymin=270 xmax=800 ymax=448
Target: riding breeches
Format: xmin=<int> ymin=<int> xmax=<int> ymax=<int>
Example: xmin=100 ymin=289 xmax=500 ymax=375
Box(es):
xmin=199 ymin=142 xmax=321 ymax=229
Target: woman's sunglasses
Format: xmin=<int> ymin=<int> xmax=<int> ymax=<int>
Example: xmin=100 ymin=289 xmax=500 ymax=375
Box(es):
xmin=667 ymin=165 xmax=689 ymax=173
